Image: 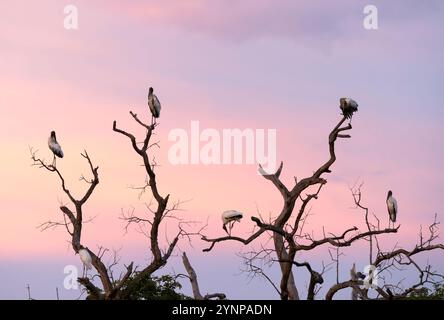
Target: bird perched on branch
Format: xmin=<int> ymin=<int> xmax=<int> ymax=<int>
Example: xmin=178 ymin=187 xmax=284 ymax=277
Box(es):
xmin=148 ymin=87 xmax=161 ymax=124
xmin=78 ymin=248 xmax=92 ymax=278
xmin=386 ymin=190 xmax=398 ymax=228
xmin=222 ymin=210 xmax=244 ymax=235
xmin=48 ymin=131 xmax=64 ymax=167
xmin=339 ymin=97 xmax=358 ymax=120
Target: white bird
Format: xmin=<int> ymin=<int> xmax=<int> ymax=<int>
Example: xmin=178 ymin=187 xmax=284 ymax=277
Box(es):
xmin=339 ymin=97 xmax=358 ymax=120
xmin=78 ymin=248 xmax=92 ymax=278
xmin=148 ymin=87 xmax=161 ymax=125
xmin=48 ymin=131 xmax=64 ymax=167
xmin=222 ymin=210 xmax=244 ymax=235
xmin=386 ymin=190 xmax=398 ymax=229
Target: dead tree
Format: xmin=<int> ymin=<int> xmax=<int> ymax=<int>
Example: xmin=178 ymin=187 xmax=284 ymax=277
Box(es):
xmin=113 ymin=111 xmax=186 ymax=298
xmin=201 ymin=114 xmax=441 ymax=300
xmin=202 ymin=116 xmax=375 ymax=299
xmin=326 ymin=210 xmax=444 ymax=300
xmin=31 ymin=149 xmax=124 ymax=299
xmin=325 ymin=186 xmax=444 ymax=300
xmin=181 ymin=252 xmax=226 ymax=300
xmin=31 ymin=110 xmax=184 ymax=299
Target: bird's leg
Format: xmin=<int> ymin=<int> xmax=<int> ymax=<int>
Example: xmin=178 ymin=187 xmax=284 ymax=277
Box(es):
xmin=52 ymin=155 xmax=56 ymax=167
xmin=82 ymin=265 xmax=85 ymax=278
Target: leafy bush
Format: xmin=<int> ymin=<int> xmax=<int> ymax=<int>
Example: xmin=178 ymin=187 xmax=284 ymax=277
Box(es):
xmin=120 ymin=274 xmax=191 ymax=300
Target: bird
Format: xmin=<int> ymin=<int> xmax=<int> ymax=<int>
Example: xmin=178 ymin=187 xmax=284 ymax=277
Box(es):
xmin=48 ymin=131 xmax=64 ymax=167
xmin=78 ymin=248 xmax=92 ymax=278
xmin=222 ymin=210 xmax=244 ymax=235
xmin=339 ymin=97 xmax=358 ymax=120
xmin=148 ymin=87 xmax=161 ymax=125
xmin=386 ymin=190 xmax=398 ymax=229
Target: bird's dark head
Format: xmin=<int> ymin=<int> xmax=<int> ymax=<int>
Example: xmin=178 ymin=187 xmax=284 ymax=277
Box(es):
xmin=50 ymin=131 xmax=56 ymax=138
xmin=339 ymin=97 xmax=346 ymax=107
xmin=149 ymin=87 xmax=153 ymax=94
xmin=387 ymin=190 xmax=393 ymax=198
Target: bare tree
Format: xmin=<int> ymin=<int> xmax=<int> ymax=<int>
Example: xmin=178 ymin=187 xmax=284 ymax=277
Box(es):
xmin=326 ymin=216 xmax=443 ymax=299
xmin=113 ymin=111 xmax=186 ymax=298
xmin=325 ymin=186 xmax=444 ymax=300
xmin=31 ymin=107 xmax=443 ymax=300
xmin=201 ymin=115 xmax=444 ymax=300
xmin=31 ymin=110 xmax=185 ymax=299
xmin=180 ymin=252 xmax=226 ymax=300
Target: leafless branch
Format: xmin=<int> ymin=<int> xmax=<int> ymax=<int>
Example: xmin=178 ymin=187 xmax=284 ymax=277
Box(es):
xmin=181 ymin=252 xmax=226 ymax=300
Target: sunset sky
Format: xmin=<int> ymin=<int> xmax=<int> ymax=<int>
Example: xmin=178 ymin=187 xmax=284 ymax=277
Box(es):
xmin=1 ymin=0 xmax=443 ymax=299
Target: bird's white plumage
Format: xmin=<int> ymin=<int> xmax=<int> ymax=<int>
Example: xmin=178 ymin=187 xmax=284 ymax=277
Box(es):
xmin=148 ymin=94 xmax=161 ymax=118
xmin=342 ymin=98 xmax=358 ymax=108
xmin=387 ymin=196 xmax=398 ymax=222
xmin=78 ymin=249 xmax=92 ymax=270
xmin=48 ymin=137 xmax=63 ymax=158
xmin=222 ymin=210 xmax=244 ymax=224
xmin=339 ymin=97 xmax=359 ymax=118
xmin=221 ymin=210 xmax=244 ymax=235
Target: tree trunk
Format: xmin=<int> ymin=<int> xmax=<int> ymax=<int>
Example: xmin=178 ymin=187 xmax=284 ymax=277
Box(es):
xmin=274 ymin=233 xmax=299 ymax=300
xmin=350 ymin=263 xmax=358 ymax=300
xmin=182 ymin=252 xmax=204 ymax=300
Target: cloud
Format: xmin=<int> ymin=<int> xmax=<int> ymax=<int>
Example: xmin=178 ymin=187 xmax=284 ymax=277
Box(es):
xmin=103 ymin=0 xmax=357 ymax=43
xmin=102 ymin=0 xmax=444 ymax=46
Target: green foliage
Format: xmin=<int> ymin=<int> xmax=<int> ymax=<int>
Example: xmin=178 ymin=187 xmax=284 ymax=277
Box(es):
xmin=406 ymin=284 xmax=444 ymax=300
xmin=120 ymin=273 xmax=191 ymax=300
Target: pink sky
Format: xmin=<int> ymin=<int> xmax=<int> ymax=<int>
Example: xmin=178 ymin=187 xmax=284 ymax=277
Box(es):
xmin=1 ymin=1 xmax=443 ymax=299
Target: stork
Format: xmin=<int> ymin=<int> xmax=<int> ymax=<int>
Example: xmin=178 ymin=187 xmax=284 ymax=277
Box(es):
xmin=386 ymin=190 xmax=398 ymax=229
xmin=222 ymin=210 xmax=244 ymax=235
xmin=339 ymin=97 xmax=358 ymax=120
xmin=78 ymin=248 xmax=92 ymax=278
xmin=148 ymin=87 xmax=161 ymax=125
xmin=48 ymin=131 xmax=64 ymax=167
